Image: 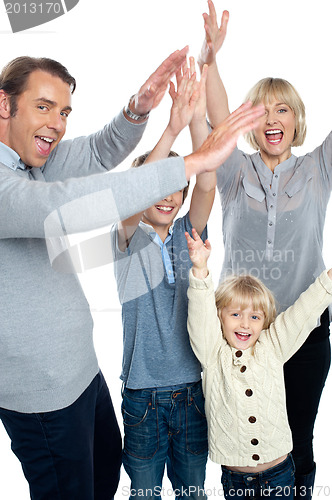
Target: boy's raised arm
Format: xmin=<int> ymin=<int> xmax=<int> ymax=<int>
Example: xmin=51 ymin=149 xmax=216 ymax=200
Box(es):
xmin=188 ymin=60 xmax=216 ymax=236
xmin=117 ymin=61 xmax=200 ymax=251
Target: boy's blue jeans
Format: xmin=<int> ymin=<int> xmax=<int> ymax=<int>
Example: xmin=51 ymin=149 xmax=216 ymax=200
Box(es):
xmin=122 ymin=381 xmax=208 ymax=499
xmin=221 ymin=454 xmax=295 ymax=500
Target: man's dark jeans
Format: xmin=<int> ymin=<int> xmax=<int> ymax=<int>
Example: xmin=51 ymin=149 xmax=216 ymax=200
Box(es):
xmin=0 ymin=371 xmax=122 ymax=500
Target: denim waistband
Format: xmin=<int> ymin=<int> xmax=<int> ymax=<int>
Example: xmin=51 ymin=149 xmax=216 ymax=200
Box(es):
xmin=221 ymin=454 xmax=294 ymax=480
xmin=122 ymin=380 xmax=202 ymax=404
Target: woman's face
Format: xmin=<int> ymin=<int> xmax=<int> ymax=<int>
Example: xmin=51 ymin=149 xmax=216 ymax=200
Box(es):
xmin=253 ymin=96 xmax=296 ymax=169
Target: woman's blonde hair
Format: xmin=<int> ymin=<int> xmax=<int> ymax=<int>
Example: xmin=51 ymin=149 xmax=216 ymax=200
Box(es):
xmin=244 ymin=77 xmax=307 ymax=150
xmin=215 ymin=274 xmax=277 ymax=330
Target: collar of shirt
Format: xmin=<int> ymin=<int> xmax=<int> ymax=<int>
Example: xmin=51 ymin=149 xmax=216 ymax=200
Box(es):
xmin=140 ymin=221 xmax=175 ymax=284
xmin=253 ymin=151 xmax=297 ymax=183
xmin=0 ymin=141 xmax=27 ymax=171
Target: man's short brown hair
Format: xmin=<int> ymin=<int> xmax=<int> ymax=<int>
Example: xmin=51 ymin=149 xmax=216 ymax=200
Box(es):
xmin=0 ymin=56 xmax=76 ymax=116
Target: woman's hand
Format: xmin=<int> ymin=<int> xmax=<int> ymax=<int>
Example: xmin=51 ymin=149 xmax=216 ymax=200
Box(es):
xmin=198 ymin=0 xmax=229 ymax=68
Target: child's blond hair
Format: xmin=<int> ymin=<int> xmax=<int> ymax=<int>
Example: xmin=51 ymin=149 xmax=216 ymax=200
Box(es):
xmin=215 ymin=274 xmax=277 ymax=329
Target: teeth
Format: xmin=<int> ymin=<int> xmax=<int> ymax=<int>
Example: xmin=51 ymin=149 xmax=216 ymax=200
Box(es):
xmin=39 ymin=136 xmax=54 ymax=143
xmin=156 ymin=206 xmax=172 ymax=212
xmin=265 ymin=129 xmax=282 ymax=135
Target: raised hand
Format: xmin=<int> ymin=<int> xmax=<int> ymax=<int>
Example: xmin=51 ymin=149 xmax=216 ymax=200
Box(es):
xmin=167 ymin=58 xmax=199 ymax=137
xmin=198 ymin=0 xmax=229 ymax=68
xmin=184 ymin=101 xmax=265 ymax=178
xmin=185 ymin=228 xmax=211 ymax=279
xmin=129 ymin=46 xmax=189 ymax=116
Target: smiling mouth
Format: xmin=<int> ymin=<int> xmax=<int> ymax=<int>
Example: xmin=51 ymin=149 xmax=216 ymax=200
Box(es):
xmin=265 ymin=129 xmax=283 ymax=144
xmin=155 ymin=205 xmax=173 ymax=214
xmin=235 ymin=332 xmax=251 ymax=342
xmin=35 ymin=136 xmax=56 ymax=156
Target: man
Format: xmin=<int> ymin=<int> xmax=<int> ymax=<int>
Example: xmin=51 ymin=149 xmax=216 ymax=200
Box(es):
xmin=0 ymin=52 xmax=264 ymax=500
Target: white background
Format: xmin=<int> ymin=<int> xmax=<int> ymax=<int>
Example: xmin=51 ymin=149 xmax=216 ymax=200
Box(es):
xmin=0 ymin=0 xmax=332 ymax=498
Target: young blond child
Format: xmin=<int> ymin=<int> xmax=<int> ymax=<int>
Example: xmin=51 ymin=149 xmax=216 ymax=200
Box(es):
xmin=185 ymin=228 xmax=332 ymax=500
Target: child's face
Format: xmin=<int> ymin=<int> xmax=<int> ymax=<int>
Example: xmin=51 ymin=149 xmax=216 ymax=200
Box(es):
xmin=141 ymin=190 xmax=184 ymax=231
xmin=220 ymin=300 xmax=265 ymax=350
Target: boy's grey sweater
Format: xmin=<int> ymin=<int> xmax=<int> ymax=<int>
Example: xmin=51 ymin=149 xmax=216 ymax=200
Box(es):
xmin=0 ymin=111 xmax=187 ymax=413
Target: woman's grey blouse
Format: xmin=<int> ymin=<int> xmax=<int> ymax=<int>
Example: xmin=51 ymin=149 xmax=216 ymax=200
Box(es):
xmin=217 ymin=132 xmax=332 ymax=312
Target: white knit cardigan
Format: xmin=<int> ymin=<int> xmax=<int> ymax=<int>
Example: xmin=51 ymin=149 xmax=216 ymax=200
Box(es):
xmin=187 ymin=270 xmax=332 ymax=467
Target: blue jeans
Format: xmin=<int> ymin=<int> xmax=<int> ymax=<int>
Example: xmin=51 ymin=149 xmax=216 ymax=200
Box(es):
xmin=0 ymin=371 xmax=122 ymax=500
xmin=122 ymin=381 xmax=208 ymax=499
xmin=221 ymin=455 xmax=295 ymax=500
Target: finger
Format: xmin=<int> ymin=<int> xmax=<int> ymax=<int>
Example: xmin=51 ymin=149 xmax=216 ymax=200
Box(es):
xmin=176 ymin=59 xmax=188 ymax=88
xmin=177 ymin=68 xmax=190 ymax=96
xmin=204 ymin=21 xmax=214 ymax=47
xmin=225 ymin=109 xmax=264 ymax=138
xmin=203 ymin=12 xmax=214 ymax=42
xmin=207 ymin=0 xmax=217 ymax=25
xmin=182 ymin=58 xmax=189 ymax=75
xmin=221 ymin=101 xmax=255 ymax=127
xmin=192 ymin=228 xmax=201 ymax=241
xmin=175 ymin=67 xmax=183 ymax=89
xmin=185 ymin=231 xmax=194 ymax=247
xmin=220 ymin=10 xmax=229 ymax=33
xmin=208 ymin=104 xmax=264 ymax=150
xmin=222 ymin=104 xmax=265 ymax=136
xmin=189 ymin=56 xmax=196 ymax=78
xmin=167 ymin=46 xmax=190 ymax=75
xmin=231 ymin=103 xmax=265 ymax=126
xmin=146 ymin=46 xmax=189 ymax=91
xmin=165 ymin=46 xmax=189 ymax=70
xmin=204 ymin=239 xmax=212 ymax=251
xmin=189 ymin=81 xmax=201 ymax=106
xmin=185 ymin=73 xmax=199 ymax=107
xmin=188 ymin=57 xmax=197 ymax=92
xmin=169 ymin=81 xmax=177 ymax=102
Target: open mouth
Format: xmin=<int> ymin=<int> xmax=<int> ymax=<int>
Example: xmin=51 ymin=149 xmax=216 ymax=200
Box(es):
xmin=155 ymin=205 xmax=173 ymax=214
xmin=235 ymin=332 xmax=251 ymax=342
xmin=35 ymin=136 xmax=55 ymax=156
xmin=265 ymin=129 xmax=283 ymax=145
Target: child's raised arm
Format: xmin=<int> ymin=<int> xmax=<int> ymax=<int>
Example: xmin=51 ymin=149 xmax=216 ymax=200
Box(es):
xmin=143 ymin=61 xmax=200 ymax=164
xmin=117 ymin=64 xmax=201 ymax=251
xmin=188 ymin=60 xmax=217 ymax=235
xmin=185 ymin=228 xmax=211 ymax=279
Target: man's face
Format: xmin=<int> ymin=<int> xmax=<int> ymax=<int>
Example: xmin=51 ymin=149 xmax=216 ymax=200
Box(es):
xmin=5 ymin=70 xmax=72 ymax=167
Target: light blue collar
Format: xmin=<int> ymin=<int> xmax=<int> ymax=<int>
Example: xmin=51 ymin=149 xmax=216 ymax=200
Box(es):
xmin=140 ymin=221 xmax=175 ymax=284
xmin=0 ymin=141 xmax=27 ymax=171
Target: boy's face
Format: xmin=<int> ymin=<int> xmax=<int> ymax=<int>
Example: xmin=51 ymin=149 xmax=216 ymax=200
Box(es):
xmin=141 ymin=189 xmax=184 ymax=234
xmin=220 ymin=300 xmax=265 ymax=350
